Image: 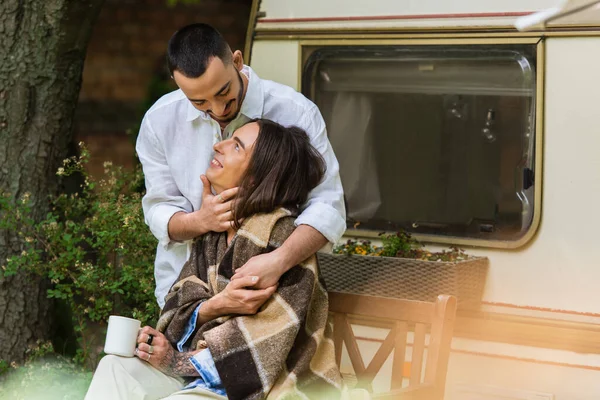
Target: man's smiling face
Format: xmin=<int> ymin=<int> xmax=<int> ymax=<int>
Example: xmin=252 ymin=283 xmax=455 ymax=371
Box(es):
xmin=173 ymin=51 xmax=245 ymax=125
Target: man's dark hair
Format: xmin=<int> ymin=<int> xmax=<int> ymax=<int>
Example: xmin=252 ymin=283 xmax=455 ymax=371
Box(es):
xmin=232 ymin=119 xmax=326 ymax=228
xmin=167 ymin=23 xmax=232 ymax=78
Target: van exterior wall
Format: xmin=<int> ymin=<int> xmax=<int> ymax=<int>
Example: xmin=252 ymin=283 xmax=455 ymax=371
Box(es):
xmin=250 ymin=41 xmax=300 ymax=90
xmin=467 ymin=37 xmax=600 ymax=313
xmin=249 ymin=0 xmax=600 ymax=390
xmin=256 ymin=0 xmax=554 ymax=30
xmin=258 ymin=0 xmax=551 ymax=19
xmin=446 ymin=352 xmax=600 ymax=400
xmin=251 ymin=37 xmax=600 ymax=314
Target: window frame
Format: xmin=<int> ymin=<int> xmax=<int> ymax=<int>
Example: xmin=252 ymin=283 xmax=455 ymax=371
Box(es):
xmin=300 ymin=37 xmax=545 ymax=249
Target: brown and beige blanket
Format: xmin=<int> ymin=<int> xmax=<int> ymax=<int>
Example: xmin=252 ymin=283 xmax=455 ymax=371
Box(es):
xmin=156 ymin=208 xmax=342 ymax=400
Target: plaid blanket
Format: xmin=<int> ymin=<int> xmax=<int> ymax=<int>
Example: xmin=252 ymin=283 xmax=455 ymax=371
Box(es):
xmin=157 ymin=208 xmax=342 ymax=400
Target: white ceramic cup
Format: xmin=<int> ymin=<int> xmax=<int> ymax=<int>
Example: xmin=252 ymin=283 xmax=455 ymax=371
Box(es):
xmin=104 ymin=315 xmax=141 ymax=357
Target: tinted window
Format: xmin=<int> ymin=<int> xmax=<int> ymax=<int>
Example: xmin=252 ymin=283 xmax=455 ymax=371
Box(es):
xmin=303 ymin=45 xmax=537 ymax=241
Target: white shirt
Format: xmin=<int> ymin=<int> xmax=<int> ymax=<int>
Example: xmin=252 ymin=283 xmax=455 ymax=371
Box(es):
xmin=136 ymin=66 xmax=346 ymax=308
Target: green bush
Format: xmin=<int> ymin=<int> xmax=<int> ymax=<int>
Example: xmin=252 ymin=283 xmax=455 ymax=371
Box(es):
xmin=0 ymin=143 xmax=159 ymax=365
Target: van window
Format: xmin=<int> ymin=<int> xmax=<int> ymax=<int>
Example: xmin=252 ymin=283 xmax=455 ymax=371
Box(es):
xmin=303 ymin=45 xmax=538 ymax=242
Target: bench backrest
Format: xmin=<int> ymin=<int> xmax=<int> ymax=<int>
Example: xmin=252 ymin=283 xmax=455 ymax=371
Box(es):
xmin=329 ymin=292 xmax=457 ymax=400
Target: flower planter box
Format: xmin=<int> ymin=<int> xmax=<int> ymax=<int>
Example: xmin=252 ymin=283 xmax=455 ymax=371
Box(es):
xmin=318 ymin=253 xmax=489 ymax=308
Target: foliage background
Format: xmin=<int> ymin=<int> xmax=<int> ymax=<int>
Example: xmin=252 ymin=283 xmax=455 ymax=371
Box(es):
xmin=0 ymin=144 xmax=158 ymax=369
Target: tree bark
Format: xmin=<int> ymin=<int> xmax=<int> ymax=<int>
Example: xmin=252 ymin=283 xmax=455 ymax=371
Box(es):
xmin=0 ymin=0 xmax=105 ymax=363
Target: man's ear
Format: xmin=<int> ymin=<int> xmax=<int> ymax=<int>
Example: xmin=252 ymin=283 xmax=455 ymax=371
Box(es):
xmin=232 ymin=50 xmax=244 ymax=71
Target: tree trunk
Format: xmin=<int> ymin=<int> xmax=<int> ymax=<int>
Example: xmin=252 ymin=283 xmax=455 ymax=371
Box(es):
xmin=0 ymin=0 xmax=104 ymax=363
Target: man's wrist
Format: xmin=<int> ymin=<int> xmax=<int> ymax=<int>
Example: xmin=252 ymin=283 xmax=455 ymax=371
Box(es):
xmin=168 ymin=210 xmax=209 ymax=241
xmin=272 ymin=247 xmax=295 ymax=274
xmin=187 ymin=209 xmax=210 ymax=238
xmin=274 ymin=225 xmax=328 ymax=273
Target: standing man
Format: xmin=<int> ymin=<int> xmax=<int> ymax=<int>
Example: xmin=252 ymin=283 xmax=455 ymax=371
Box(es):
xmin=136 ymin=23 xmax=346 ymax=308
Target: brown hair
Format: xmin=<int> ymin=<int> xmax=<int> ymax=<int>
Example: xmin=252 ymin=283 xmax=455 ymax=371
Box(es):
xmin=232 ymin=119 xmax=326 ymax=228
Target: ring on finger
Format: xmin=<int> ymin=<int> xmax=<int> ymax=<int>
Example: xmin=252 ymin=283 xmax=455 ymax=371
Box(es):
xmin=148 ymin=345 xmax=154 ymax=354
xmin=147 ymin=353 xmax=151 ymax=362
xmin=146 ymin=333 xmax=154 ymax=345
xmin=217 ymin=194 xmax=224 ymax=202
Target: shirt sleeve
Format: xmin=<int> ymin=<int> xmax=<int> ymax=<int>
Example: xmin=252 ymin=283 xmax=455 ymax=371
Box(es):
xmin=176 ymin=303 xmax=202 ymax=351
xmin=294 ymin=104 xmax=347 ymax=244
xmin=136 ymin=115 xmax=193 ymax=249
xmin=178 ymin=304 xmax=226 ymax=394
xmin=190 ymin=348 xmax=224 ymax=390
xmin=182 ymin=304 xmax=224 ymax=390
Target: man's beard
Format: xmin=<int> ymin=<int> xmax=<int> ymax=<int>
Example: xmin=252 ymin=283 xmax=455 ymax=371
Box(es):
xmin=213 ymin=71 xmax=246 ymax=124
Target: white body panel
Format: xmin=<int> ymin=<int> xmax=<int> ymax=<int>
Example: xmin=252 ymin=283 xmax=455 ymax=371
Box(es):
xmin=257 ymin=0 xmax=552 ymax=29
xmin=250 ymin=41 xmax=299 ymax=90
xmin=259 ymin=0 xmax=549 ymax=18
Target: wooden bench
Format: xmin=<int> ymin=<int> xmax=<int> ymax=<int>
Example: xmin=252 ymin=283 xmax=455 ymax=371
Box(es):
xmin=329 ymin=292 xmax=458 ymax=400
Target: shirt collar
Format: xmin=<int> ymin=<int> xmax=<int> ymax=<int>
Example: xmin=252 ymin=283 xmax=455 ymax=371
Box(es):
xmin=238 ymin=65 xmax=264 ymax=120
xmin=186 ymin=101 xmax=205 ymax=122
xmin=185 ymin=65 xmax=263 ymax=123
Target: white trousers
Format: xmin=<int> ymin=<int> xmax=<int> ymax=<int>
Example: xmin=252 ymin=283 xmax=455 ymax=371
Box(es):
xmin=84 ymin=355 xmax=227 ymax=400
xmin=85 ymin=354 xmax=370 ymax=400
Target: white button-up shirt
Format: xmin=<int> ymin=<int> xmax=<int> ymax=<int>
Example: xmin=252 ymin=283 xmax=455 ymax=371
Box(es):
xmin=136 ymin=66 xmax=346 ymax=307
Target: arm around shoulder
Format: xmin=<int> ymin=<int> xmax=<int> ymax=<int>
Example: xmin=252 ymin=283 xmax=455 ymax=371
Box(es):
xmin=294 ymin=105 xmax=347 ymax=244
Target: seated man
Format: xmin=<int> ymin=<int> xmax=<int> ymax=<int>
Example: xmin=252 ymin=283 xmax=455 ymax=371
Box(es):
xmin=85 ymin=120 xmax=342 ymax=400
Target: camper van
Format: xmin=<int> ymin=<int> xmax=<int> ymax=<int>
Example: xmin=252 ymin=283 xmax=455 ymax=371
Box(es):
xmin=245 ymin=1 xmax=600 ymax=399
